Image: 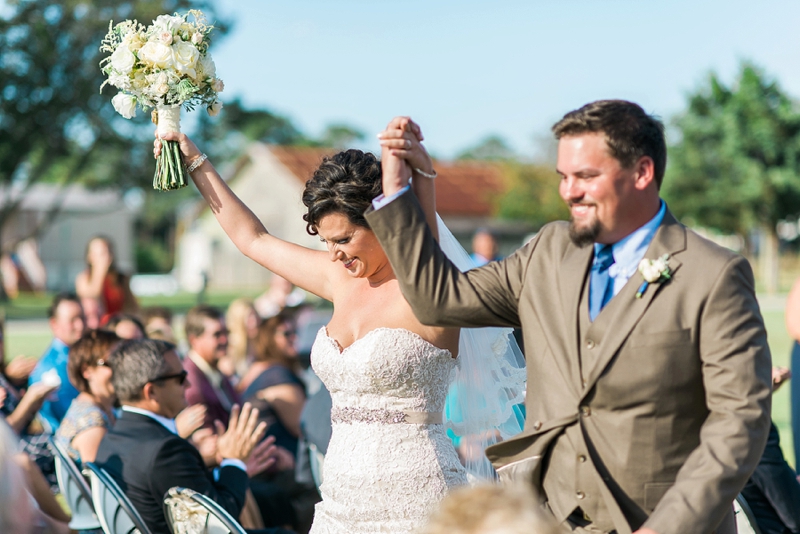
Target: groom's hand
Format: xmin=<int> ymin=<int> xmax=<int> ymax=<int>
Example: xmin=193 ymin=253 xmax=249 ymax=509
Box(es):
xmin=633 ymin=528 xmax=659 ymax=534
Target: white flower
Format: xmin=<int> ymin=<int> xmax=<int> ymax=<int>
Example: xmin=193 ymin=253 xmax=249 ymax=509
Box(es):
xmin=108 ymin=73 xmax=131 ymax=91
xmin=211 ymin=78 xmax=224 ymax=92
xmin=172 ymin=41 xmax=199 ymax=78
xmin=112 ymin=93 xmax=137 ymax=119
xmin=154 ymin=14 xmax=183 ymax=32
xmin=207 ymin=100 xmax=223 ymax=116
xmin=191 ymin=32 xmax=203 ymax=45
xmin=159 ymin=31 xmax=173 ymax=45
xmin=638 ymin=255 xmax=671 ymax=283
xmin=139 ymin=41 xmax=174 ymax=69
xmin=110 ymin=44 xmax=136 ymax=74
xmin=198 ymin=54 xmax=216 ymax=79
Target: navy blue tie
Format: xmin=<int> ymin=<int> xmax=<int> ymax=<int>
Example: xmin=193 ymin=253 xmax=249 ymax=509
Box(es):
xmin=589 ymin=245 xmax=615 ymax=321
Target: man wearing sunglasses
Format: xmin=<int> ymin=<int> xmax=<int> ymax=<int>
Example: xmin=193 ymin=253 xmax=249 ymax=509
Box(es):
xmin=95 ymin=339 xmax=290 ymax=534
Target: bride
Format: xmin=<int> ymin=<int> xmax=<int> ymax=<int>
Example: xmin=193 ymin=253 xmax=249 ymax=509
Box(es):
xmin=156 ymin=117 xmax=523 ymax=533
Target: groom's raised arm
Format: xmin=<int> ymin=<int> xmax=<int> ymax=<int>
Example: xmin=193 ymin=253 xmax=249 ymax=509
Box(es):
xmin=366 ymin=188 xmax=535 ymax=329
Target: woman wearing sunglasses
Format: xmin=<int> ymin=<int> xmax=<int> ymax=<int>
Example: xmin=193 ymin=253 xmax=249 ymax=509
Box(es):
xmin=55 ymin=329 xmax=121 ymax=465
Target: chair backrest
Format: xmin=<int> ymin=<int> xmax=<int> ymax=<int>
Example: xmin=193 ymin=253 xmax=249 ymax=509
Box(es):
xmin=48 ymin=437 xmax=101 ymax=530
xmin=84 ymin=462 xmax=153 ymax=534
xmin=163 ymin=486 xmax=246 ymax=534
xmin=734 ymin=493 xmax=763 ymax=534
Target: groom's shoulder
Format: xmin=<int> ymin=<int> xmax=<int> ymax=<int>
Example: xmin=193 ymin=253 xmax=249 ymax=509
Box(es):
xmin=682 ymin=224 xmax=744 ymax=267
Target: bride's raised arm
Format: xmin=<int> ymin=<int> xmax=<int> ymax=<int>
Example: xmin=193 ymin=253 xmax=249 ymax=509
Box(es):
xmin=155 ymin=132 xmax=334 ymax=300
xmin=378 ymin=117 xmax=439 ymax=241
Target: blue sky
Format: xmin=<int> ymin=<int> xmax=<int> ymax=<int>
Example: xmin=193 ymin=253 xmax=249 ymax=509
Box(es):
xmin=210 ymin=0 xmax=800 ymax=159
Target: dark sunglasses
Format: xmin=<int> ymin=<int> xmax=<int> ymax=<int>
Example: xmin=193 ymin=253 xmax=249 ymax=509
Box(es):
xmin=150 ymin=369 xmax=188 ymax=386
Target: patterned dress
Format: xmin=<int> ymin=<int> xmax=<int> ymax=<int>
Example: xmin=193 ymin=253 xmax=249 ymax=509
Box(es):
xmin=55 ymin=398 xmax=114 ymax=464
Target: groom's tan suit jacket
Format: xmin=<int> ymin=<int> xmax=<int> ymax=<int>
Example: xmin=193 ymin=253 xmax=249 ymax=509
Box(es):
xmin=365 ymin=192 xmax=772 ymax=534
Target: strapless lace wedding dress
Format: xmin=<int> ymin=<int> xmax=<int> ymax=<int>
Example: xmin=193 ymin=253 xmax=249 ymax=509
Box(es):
xmin=309 ymin=327 xmax=468 ymax=534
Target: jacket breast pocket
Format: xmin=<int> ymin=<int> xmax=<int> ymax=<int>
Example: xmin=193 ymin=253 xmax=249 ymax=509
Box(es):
xmin=626 ymin=328 xmax=691 ymax=348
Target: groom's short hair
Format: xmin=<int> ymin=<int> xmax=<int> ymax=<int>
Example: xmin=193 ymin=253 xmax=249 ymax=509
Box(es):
xmin=552 ymin=99 xmax=667 ymax=189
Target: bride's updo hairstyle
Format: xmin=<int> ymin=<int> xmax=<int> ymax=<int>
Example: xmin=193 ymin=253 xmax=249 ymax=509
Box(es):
xmin=302 ymin=149 xmax=382 ymax=236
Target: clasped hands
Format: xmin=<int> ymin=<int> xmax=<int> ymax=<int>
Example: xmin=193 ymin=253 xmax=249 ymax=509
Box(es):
xmin=378 ymin=116 xmax=434 ymax=196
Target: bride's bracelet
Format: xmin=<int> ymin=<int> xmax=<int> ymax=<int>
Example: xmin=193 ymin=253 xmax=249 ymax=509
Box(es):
xmin=413 ymin=167 xmax=437 ymax=180
xmin=186 ymin=153 xmax=208 ymax=173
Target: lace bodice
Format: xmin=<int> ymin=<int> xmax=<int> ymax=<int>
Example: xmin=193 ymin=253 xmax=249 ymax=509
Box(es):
xmin=312 ymin=327 xmax=456 ymax=415
xmin=309 ymin=326 xmax=467 ymax=534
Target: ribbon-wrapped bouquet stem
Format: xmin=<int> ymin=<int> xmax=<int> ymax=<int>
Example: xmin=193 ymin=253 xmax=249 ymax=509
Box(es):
xmin=100 ymin=10 xmax=223 ymax=191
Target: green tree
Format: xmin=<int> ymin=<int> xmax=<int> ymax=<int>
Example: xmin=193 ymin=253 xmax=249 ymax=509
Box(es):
xmin=319 ymin=123 xmax=365 ymax=150
xmin=0 ymin=0 xmax=226 ymax=284
xmin=496 ymin=163 xmax=569 ymax=229
xmin=457 ymin=135 xmax=517 ymax=161
xmin=663 ymin=62 xmax=800 ymax=292
xmin=194 ymin=97 xmax=312 ymax=164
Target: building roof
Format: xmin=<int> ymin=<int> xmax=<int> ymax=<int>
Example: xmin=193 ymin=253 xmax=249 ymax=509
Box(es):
xmin=268 ymin=145 xmax=506 ymax=217
xmin=0 ymin=184 xmax=129 ymax=212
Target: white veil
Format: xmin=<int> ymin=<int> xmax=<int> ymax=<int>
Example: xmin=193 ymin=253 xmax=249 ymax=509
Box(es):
xmin=437 ymin=215 xmax=527 ymax=481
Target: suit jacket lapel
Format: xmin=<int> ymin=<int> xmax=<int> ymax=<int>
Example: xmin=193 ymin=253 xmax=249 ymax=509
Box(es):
xmin=555 ymin=243 xmax=594 ymax=392
xmin=580 ymin=210 xmax=686 ymax=396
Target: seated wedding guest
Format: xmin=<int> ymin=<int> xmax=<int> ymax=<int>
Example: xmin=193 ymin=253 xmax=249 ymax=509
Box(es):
xmin=55 ymin=329 xmax=121 ymax=464
xmin=0 ymin=418 xmax=71 ymax=534
xmin=740 ymin=366 xmax=800 ymax=534
xmin=103 ymin=312 xmax=145 ymax=340
xmin=29 ymin=293 xmax=85 ymax=433
xmin=184 ymin=305 xmax=240 ymax=429
xmin=469 ymin=228 xmax=501 ymax=266
xmin=142 ymin=306 xmax=176 ymax=343
xmin=240 ymin=313 xmax=306 ymax=456
xmin=255 ymin=275 xmax=306 ymax=319
xmin=95 ymin=339 xmax=289 ymax=534
xmin=219 ymin=298 xmax=260 ymax=380
xmin=786 ymin=278 xmax=800 ymax=465
xmin=421 ymin=482 xmax=556 ymax=534
xmin=75 ymin=235 xmax=138 ymax=325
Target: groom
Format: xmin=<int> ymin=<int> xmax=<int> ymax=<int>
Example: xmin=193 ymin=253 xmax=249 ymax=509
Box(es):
xmin=366 ymin=101 xmax=772 ymax=534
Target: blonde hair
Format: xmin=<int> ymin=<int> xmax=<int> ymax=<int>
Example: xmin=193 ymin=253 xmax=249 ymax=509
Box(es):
xmin=422 ymin=482 xmax=556 ymax=534
xmin=225 ymin=298 xmax=257 ymax=375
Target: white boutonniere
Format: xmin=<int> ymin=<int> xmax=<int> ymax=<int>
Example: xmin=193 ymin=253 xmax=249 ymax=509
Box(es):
xmin=635 ymin=254 xmax=672 ymax=299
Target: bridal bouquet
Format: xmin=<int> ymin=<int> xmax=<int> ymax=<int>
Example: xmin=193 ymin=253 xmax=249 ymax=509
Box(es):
xmin=99 ymin=10 xmax=223 ymax=191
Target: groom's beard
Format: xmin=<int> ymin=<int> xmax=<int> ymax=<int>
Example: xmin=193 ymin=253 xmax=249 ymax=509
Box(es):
xmin=568 ymin=216 xmax=601 ymax=247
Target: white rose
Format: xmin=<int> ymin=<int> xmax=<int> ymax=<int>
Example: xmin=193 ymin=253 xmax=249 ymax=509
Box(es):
xmin=139 ymin=41 xmax=174 ymax=69
xmin=172 ymin=41 xmax=199 ymax=78
xmin=207 ymin=100 xmax=223 ymax=117
xmin=112 ymin=93 xmax=137 ymax=119
xmin=199 ymin=54 xmax=216 ymax=79
xmin=639 ymin=262 xmax=661 ymax=283
xmin=154 ymin=14 xmax=182 ymax=32
xmin=159 ymin=31 xmax=173 ymax=45
xmin=211 ymin=78 xmax=224 ymax=92
xmin=108 ymin=73 xmax=131 ymax=90
xmin=110 ymin=44 xmax=136 ymax=74
xmin=191 ymin=32 xmax=203 ymax=45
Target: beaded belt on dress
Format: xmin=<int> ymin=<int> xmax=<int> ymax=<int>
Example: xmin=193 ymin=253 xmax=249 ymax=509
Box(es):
xmin=331 ymin=407 xmax=443 ymax=425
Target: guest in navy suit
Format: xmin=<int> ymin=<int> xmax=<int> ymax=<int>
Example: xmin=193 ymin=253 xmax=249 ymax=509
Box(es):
xmin=95 ymin=339 xmax=288 ymax=534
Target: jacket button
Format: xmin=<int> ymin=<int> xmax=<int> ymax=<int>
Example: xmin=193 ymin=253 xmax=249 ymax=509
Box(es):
xmin=586 ymin=340 xmax=596 ymax=349
xmin=533 ymin=421 xmax=542 ymax=430
xmin=580 ymin=406 xmax=591 ymax=416
xmin=576 ymin=491 xmax=585 ymax=500
xmin=578 ymin=455 xmax=587 ymax=463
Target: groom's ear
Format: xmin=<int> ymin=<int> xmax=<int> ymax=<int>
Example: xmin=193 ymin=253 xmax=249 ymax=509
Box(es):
xmin=632 ymin=155 xmax=656 ymax=191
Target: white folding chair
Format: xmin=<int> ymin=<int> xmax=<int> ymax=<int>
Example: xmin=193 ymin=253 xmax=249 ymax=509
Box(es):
xmin=163 ymin=486 xmax=246 ymax=534
xmin=48 ymin=437 xmax=102 ymax=530
xmin=84 ymin=462 xmax=153 ymax=534
xmin=734 ymin=493 xmax=763 ymax=534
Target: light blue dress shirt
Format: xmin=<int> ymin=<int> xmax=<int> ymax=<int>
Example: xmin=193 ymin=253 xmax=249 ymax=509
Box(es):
xmin=29 ymin=338 xmax=79 ymax=433
xmin=598 ymin=200 xmax=667 ymax=299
